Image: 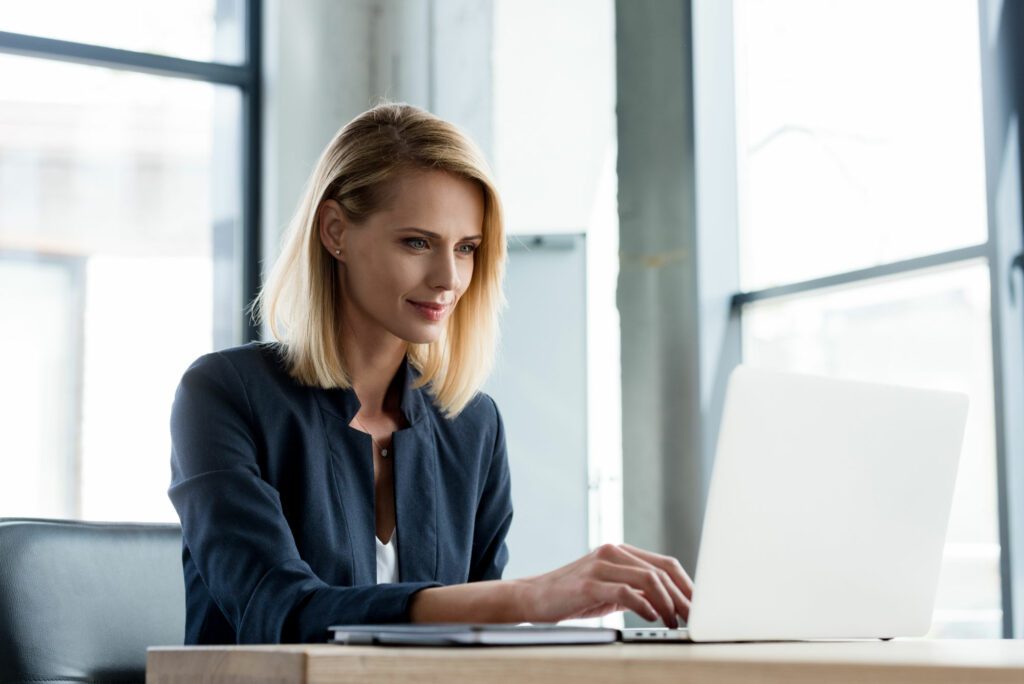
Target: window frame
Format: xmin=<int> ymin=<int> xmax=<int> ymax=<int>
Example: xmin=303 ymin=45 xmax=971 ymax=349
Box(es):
xmin=0 ymin=0 xmax=263 ymax=344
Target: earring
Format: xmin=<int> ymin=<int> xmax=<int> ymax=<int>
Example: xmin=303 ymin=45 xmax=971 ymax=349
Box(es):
xmin=334 ymin=249 xmax=341 ymax=255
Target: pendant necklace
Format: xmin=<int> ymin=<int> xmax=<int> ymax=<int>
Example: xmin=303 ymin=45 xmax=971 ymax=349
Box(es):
xmin=354 ymin=414 xmax=390 ymax=458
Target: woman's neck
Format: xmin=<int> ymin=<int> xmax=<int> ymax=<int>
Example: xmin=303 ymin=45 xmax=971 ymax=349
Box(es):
xmin=338 ymin=325 xmax=407 ymax=418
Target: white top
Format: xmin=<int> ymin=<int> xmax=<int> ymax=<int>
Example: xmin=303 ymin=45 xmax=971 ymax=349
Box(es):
xmin=375 ymin=530 xmax=399 ymax=584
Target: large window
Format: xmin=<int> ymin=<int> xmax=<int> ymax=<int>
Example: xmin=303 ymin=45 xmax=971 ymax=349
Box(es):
xmin=0 ymin=1 xmax=259 ymax=522
xmin=733 ymin=0 xmax=998 ymax=637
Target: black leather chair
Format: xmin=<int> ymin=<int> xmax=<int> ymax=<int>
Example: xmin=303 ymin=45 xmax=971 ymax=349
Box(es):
xmin=0 ymin=518 xmax=184 ymax=684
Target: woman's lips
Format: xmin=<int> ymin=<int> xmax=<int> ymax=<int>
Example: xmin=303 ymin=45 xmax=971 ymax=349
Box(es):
xmin=408 ymin=300 xmax=449 ymax=321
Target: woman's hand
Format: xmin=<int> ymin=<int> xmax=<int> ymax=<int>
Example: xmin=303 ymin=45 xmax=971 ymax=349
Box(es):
xmin=519 ymin=543 xmax=693 ymax=628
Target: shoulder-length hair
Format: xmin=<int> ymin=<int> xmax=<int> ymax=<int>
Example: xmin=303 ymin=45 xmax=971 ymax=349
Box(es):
xmin=254 ymin=102 xmax=507 ymax=419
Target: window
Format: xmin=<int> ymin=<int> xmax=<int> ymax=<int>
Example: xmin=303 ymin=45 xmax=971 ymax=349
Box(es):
xmin=0 ymin=1 xmax=259 ymax=522
xmin=733 ymin=0 xmax=999 ymax=637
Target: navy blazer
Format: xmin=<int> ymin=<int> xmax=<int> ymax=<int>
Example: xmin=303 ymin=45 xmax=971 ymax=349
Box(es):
xmin=168 ymin=342 xmax=513 ymax=644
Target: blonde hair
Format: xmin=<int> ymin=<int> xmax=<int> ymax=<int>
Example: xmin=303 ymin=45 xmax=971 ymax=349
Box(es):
xmin=254 ymin=102 xmax=507 ymax=419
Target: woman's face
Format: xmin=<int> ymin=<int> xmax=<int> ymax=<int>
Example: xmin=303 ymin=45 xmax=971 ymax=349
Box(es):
xmin=320 ymin=169 xmax=485 ymax=345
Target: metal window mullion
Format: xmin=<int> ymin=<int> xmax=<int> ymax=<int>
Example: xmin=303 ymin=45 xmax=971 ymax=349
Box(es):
xmin=732 ymin=243 xmax=990 ymax=309
xmin=241 ymin=0 xmax=263 ymax=343
xmin=0 ymin=30 xmax=253 ymax=87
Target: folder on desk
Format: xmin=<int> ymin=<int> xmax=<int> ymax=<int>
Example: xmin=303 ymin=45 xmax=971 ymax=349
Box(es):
xmin=329 ymin=624 xmax=618 ymax=646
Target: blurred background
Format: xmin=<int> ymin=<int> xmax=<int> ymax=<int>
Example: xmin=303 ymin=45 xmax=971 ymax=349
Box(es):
xmin=1 ymin=0 xmax=1022 ymax=639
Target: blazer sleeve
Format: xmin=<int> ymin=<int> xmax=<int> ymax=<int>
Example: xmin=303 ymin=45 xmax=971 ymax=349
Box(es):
xmin=467 ymin=395 xmax=514 ymax=582
xmin=168 ymin=352 xmax=441 ymax=644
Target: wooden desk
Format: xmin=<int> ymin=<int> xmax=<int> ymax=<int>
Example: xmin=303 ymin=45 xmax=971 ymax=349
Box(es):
xmin=148 ymin=639 xmax=1024 ymax=683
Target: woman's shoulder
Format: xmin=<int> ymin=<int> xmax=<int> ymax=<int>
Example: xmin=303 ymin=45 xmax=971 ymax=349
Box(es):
xmin=432 ymin=391 xmax=507 ymax=473
xmin=179 ymin=341 xmax=290 ymax=388
xmin=213 ymin=341 xmax=286 ymax=370
xmin=430 ymin=389 xmax=503 ymax=436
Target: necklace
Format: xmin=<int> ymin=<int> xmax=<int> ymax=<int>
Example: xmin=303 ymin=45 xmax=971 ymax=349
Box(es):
xmin=353 ymin=414 xmax=390 ymax=458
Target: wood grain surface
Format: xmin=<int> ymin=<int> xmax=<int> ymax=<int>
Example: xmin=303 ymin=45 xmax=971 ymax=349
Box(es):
xmin=147 ymin=639 xmax=1024 ymax=684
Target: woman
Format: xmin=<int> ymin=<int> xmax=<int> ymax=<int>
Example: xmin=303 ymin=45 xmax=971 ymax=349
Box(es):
xmin=169 ymin=102 xmax=692 ymax=644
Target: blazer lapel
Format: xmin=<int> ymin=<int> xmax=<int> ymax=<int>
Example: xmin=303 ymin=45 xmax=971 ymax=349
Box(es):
xmin=315 ymin=388 xmax=377 ymax=585
xmin=393 ymin=420 xmax=439 ymax=582
xmin=314 ymin=354 xmax=439 ymax=584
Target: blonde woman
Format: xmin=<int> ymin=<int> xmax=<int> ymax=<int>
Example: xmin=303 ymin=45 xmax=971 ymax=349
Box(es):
xmin=168 ymin=103 xmax=693 ymax=644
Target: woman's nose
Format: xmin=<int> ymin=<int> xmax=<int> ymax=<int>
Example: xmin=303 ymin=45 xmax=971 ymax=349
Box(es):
xmin=430 ymin=251 xmax=461 ymax=292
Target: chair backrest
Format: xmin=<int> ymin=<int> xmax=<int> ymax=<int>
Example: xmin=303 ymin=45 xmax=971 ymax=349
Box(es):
xmin=0 ymin=518 xmax=184 ymax=684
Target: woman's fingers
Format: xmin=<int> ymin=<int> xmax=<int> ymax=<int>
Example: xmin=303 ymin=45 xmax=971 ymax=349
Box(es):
xmin=619 ymin=543 xmax=694 ymax=598
xmin=591 ymin=561 xmax=681 ymax=627
xmin=615 ymin=546 xmax=692 ymax=622
xmin=596 ymin=544 xmax=692 ymax=623
xmin=583 ymin=580 xmax=659 ymax=623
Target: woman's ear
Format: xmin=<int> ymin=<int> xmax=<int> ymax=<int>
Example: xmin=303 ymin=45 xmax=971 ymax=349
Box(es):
xmin=318 ymin=199 xmax=347 ymax=261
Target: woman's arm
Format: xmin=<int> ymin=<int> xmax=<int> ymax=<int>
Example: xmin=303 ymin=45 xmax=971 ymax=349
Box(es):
xmin=411 ymin=543 xmax=693 ymax=626
xmin=409 ymin=579 xmax=528 ymax=623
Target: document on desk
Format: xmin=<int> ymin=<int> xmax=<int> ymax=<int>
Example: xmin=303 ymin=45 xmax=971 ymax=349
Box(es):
xmin=329 ymin=624 xmax=619 ymax=646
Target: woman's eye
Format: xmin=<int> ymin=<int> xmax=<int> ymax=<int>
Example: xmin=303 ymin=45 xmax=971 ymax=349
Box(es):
xmin=404 ymin=238 xmax=478 ymax=254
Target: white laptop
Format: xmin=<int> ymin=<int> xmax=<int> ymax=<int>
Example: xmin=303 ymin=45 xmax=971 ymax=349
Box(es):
xmin=623 ymin=365 xmax=969 ymax=643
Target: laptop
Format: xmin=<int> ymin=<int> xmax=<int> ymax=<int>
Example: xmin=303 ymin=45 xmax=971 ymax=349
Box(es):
xmin=623 ymin=365 xmax=969 ymax=642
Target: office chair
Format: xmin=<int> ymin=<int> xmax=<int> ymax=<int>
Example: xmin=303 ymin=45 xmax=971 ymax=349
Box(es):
xmin=0 ymin=517 xmax=184 ymax=684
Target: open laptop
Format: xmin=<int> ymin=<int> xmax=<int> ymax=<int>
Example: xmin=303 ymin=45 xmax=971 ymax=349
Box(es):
xmin=623 ymin=365 xmax=969 ymax=643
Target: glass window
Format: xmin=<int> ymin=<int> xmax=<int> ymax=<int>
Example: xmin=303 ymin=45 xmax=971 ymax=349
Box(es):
xmin=0 ymin=254 xmax=84 ymax=516
xmin=0 ymin=0 xmax=246 ymax=64
xmin=0 ymin=52 xmax=242 ymax=522
xmin=734 ymin=0 xmax=988 ymax=290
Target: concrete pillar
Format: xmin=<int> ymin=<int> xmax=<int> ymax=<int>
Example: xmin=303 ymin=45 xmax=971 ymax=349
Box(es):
xmin=615 ymin=0 xmax=740 ymax=619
